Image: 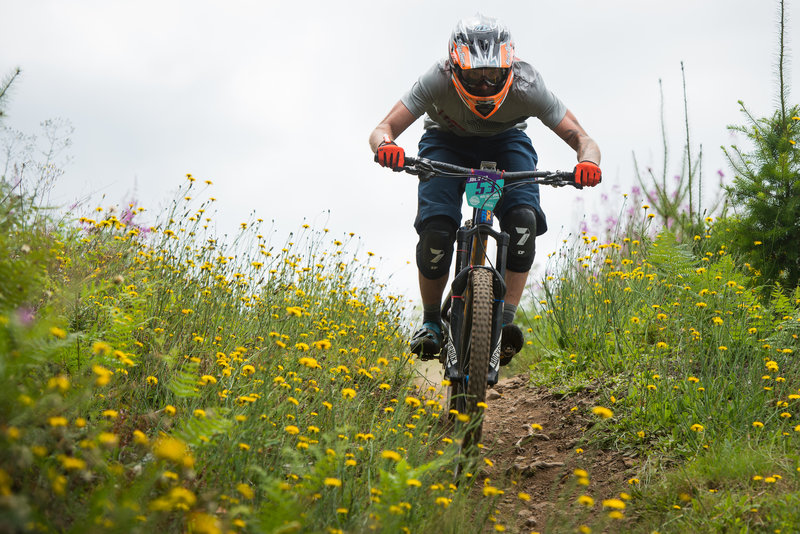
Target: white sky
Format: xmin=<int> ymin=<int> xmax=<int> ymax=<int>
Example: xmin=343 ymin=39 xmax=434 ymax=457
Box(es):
xmin=2 ymin=0 xmax=798 ymax=303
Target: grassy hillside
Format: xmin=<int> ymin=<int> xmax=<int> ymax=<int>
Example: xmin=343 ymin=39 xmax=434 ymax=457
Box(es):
xmin=3 ymin=175 xmax=800 ymax=533
xmin=514 ymin=211 xmax=800 ymax=532
xmin=0 ymin=176 xmax=507 ymax=533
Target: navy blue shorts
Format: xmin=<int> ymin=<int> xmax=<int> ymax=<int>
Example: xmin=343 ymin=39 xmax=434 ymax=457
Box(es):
xmin=414 ymin=128 xmax=548 ymax=236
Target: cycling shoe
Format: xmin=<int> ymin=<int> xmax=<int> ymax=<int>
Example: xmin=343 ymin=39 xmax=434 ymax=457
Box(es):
xmin=409 ymin=321 xmax=442 ymax=359
xmin=499 ymin=323 xmax=524 ymax=366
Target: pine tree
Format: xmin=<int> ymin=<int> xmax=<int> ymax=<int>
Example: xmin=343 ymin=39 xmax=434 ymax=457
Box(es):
xmin=722 ymin=0 xmax=800 ymax=289
xmin=0 ymin=67 xmax=22 ymax=124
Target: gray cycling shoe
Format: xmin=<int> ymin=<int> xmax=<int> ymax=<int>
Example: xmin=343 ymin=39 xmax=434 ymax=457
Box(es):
xmin=409 ymin=322 xmax=443 ymax=359
xmin=499 ymin=323 xmax=524 ymax=366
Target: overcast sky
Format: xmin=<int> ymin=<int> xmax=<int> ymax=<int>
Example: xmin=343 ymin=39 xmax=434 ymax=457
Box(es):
xmin=2 ymin=0 xmax=798 ymax=302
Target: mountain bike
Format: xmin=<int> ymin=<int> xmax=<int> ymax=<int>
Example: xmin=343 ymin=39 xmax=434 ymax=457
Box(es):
xmin=386 ymin=155 xmax=580 ymax=453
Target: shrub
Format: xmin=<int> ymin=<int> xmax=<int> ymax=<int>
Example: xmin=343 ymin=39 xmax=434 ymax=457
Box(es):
xmin=722 ymin=0 xmax=800 ymax=290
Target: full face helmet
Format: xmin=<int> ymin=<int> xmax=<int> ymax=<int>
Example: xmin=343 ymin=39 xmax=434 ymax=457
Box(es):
xmin=448 ymin=14 xmax=515 ymax=119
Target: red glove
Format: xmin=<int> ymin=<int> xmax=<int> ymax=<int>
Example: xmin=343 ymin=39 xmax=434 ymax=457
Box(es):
xmin=376 ymin=138 xmax=405 ymax=169
xmin=574 ymin=161 xmax=602 ymax=187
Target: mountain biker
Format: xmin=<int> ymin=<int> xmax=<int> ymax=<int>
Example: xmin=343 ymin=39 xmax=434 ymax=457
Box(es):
xmin=369 ymin=14 xmax=601 ymax=366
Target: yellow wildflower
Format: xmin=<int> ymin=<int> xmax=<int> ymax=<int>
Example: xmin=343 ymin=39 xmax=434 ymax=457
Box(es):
xmin=591 ymin=406 xmax=613 ymax=419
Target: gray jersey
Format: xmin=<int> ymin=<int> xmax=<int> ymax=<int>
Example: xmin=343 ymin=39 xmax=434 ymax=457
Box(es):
xmin=400 ymin=59 xmax=567 ymax=137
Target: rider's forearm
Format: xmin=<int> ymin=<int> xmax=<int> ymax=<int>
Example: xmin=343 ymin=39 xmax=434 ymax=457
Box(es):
xmin=369 ymin=101 xmax=417 ymax=153
xmin=369 ymin=126 xmax=393 ymax=153
xmin=576 ymin=137 xmax=601 ymax=165
xmin=553 ymin=109 xmax=601 ymax=166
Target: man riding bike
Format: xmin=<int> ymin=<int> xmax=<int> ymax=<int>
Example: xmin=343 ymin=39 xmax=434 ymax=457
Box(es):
xmin=369 ymin=14 xmax=602 ymax=366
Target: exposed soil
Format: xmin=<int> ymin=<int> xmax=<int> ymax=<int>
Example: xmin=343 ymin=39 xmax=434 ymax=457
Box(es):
xmin=477 ymin=374 xmax=639 ymax=533
xmin=413 ymin=361 xmax=640 ymax=532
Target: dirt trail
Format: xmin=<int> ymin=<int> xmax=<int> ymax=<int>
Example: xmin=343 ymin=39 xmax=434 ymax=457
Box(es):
xmin=413 ymin=364 xmax=639 ymax=533
xmin=478 ymin=374 xmax=639 ymax=532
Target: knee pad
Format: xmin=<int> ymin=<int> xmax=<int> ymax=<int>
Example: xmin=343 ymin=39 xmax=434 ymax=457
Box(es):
xmin=416 ymin=216 xmax=457 ymax=279
xmin=500 ymin=206 xmax=537 ymax=272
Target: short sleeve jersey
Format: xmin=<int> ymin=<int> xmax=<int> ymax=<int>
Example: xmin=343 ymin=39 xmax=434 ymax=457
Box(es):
xmin=400 ymin=59 xmax=567 ymax=137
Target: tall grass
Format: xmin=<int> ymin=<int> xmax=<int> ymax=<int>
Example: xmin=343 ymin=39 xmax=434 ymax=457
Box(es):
xmin=0 ymin=174 xmax=509 ymax=533
xmin=516 ymin=196 xmax=800 ymax=531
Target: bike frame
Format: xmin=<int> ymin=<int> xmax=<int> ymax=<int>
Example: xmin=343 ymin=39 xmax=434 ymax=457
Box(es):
xmin=445 ymin=161 xmax=508 ymax=387
xmin=384 ymin=154 xmax=578 ymax=450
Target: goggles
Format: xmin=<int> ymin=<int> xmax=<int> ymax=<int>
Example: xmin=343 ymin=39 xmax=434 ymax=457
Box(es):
xmin=458 ymin=67 xmax=510 ymax=90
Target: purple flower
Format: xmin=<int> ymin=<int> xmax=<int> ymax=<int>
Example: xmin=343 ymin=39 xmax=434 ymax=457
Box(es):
xmin=15 ymin=306 xmax=36 ymax=327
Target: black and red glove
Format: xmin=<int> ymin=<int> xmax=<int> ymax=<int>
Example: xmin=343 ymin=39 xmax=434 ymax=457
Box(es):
xmin=574 ymin=161 xmax=602 ymax=187
xmin=376 ymin=137 xmax=405 ymax=169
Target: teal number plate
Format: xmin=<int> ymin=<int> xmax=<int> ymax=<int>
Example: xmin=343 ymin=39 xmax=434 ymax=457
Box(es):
xmin=465 ymin=173 xmax=503 ymax=210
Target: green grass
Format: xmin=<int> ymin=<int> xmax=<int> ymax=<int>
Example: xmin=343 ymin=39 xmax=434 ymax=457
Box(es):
xmin=514 ymin=209 xmax=800 ymax=532
xmin=4 ymin=169 xmax=800 ymax=532
xmin=0 ymin=175 xmax=505 ymax=533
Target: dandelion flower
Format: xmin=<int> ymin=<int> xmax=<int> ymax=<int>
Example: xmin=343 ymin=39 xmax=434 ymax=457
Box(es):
xmin=48 ymin=417 xmax=68 ymax=427
xmin=133 ymin=430 xmax=149 ymax=445
xmin=405 ymin=396 xmax=421 ymax=408
xmin=153 ymin=436 xmax=192 ymax=467
xmin=313 ymin=339 xmax=332 ymax=350
xmin=92 ymin=365 xmax=113 ymax=386
xmin=90 ymin=343 xmax=113 ymax=363
xmin=50 ymin=327 xmax=67 ymax=339
xmin=299 ymin=357 xmax=320 ymax=368
xmin=98 ymin=432 xmax=119 ymax=447
xmin=592 ymin=406 xmax=613 ymax=419
xmin=342 ymin=388 xmax=356 ymax=399
xmin=690 ymin=424 xmax=704 ymax=432
xmin=752 ymin=421 xmax=764 ymax=428
xmin=324 ymin=477 xmax=342 ymax=487
xmin=602 ymin=498 xmax=626 ymax=510
xmin=58 ymin=455 xmax=86 ymax=471
xmin=381 ymin=450 xmax=401 ymax=462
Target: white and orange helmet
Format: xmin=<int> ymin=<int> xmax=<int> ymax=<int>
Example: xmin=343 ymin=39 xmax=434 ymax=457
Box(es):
xmin=448 ymin=15 xmax=515 ymax=119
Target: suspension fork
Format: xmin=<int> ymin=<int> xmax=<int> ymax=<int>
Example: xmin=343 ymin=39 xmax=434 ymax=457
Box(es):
xmin=448 ymin=222 xmax=510 ymax=380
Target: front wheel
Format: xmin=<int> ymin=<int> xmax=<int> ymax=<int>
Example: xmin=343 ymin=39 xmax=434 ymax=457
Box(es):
xmin=462 ymin=268 xmax=493 ymax=450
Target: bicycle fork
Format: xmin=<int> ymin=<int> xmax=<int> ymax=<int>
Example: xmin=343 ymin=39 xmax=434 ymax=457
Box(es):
xmin=443 ymin=223 xmax=509 ymax=386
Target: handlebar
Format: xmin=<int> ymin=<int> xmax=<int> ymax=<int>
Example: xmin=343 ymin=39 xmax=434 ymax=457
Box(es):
xmin=377 ymin=155 xmax=582 ymax=189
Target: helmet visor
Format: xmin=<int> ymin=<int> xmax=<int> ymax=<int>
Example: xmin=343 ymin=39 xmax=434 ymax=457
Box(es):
xmin=458 ymin=68 xmax=510 ymax=95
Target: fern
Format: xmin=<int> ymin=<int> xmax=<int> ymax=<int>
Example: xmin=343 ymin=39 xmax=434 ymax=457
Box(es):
xmin=174 ymin=409 xmax=233 ymax=448
xmin=648 ymin=232 xmax=697 ymax=278
xmin=167 ymin=361 xmax=200 ymax=399
xmin=770 ymin=284 xmax=795 ymax=319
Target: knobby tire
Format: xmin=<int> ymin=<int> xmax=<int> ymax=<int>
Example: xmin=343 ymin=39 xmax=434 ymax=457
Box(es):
xmin=462 ymin=268 xmax=493 ymax=451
